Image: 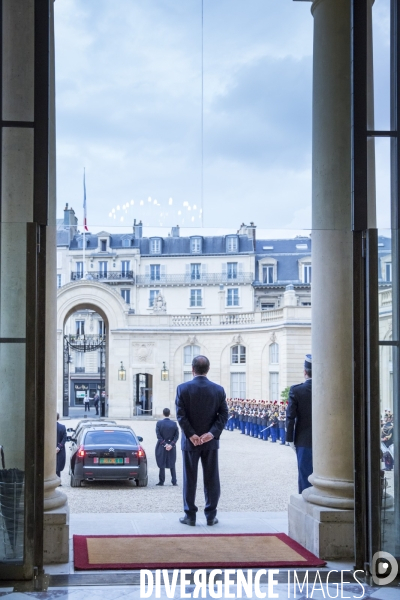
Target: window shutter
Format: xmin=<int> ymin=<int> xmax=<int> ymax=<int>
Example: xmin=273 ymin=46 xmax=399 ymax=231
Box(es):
xmin=145 ymin=265 xmax=150 ymax=278
xmin=222 ymin=263 xmax=227 ymax=275
xmin=161 ymin=265 xmax=166 ymax=280
xmin=201 ymin=263 xmax=207 ymax=276
xmin=185 ymin=264 xmax=190 ymax=282
xmin=238 ymin=263 xmax=243 ymax=275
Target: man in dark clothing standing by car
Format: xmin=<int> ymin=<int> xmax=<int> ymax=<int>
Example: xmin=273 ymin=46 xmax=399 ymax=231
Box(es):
xmin=176 ymin=355 xmax=228 ymax=527
xmin=155 ymin=408 xmax=179 ymax=486
xmin=286 ymin=354 xmax=313 ymax=494
xmin=56 ymin=413 xmax=67 ymax=480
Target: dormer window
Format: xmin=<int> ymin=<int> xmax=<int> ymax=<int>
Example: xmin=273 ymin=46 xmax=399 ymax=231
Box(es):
xmin=303 ymin=263 xmax=312 ymax=284
xmin=191 ymin=237 xmax=202 ymax=254
xmin=150 ymin=238 xmax=162 ymax=254
xmin=100 ymin=239 xmax=107 ymax=252
xmin=77 ymin=236 xmax=88 ymax=249
xmin=386 ymin=262 xmax=392 ymax=282
xmin=122 ymin=237 xmax=132 ymax=248
xmin=226 ymin=236 xmax=238 ymax=253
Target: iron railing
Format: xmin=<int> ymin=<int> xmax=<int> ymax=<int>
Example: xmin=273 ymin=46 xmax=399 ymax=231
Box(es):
xmin=70 ymin=271 xmax=134 ymax=282
xmin=136 ymin=273 xmax=253 ymax=286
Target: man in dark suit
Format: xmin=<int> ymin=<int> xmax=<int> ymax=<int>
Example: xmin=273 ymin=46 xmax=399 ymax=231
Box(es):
xmin=56 ymin=413 xmax=67 ymax=480
xmin=286 ymin=354 xmax=312 ymax=494
xmin=176 ymin=355 xmax=228 ymax=527
xmin=155 ymin=408 xmax=179 ymax=486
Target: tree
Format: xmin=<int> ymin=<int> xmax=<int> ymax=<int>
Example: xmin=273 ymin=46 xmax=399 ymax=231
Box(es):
xmin=281 ymin=386 xmax=290 ymax=402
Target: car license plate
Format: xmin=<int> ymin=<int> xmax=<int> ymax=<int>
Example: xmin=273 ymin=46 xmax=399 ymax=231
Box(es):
xmin=99 ymin=458 xmax=123 ymax=464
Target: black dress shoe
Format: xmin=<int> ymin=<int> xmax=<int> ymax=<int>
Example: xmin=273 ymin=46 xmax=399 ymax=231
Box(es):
xmin=156 ymin=482 xmax=164 ymax=486
xmin=179 ymin=516 xmax=196 ymax=526
xmin=207 ymin=517 xmax=218 ymax=526
xmin=172 ymin=483 xmax=178 ymax=486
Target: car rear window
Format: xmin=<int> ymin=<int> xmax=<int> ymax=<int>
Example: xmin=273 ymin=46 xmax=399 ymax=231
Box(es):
xmin=84 ymin=430 xmax=137 ymax=445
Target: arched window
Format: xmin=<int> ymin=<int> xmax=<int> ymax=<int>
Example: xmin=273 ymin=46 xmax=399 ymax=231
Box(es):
xmin=184 ymin=345 xmax=200 ymax=365
xmin=231 ymin=345 xmax=246 ymax=364
xmin=269 ymin=343 xmax=279 ymax=364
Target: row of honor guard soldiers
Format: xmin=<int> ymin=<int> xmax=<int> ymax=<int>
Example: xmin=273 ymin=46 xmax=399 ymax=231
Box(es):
xmin=225 ymin=399 xmax=288 ymax=445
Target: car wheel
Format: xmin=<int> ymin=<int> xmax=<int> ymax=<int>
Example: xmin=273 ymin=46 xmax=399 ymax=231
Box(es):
xmin=70 ymin=473 xmax=82 ymax=488
xmin=136 ymin=476 xmax=148 ymax=487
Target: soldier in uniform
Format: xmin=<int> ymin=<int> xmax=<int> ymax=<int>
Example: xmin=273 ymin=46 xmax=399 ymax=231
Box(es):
xmin=244 ymin=401 xmax=250 ymax=435
xmin=270 ymin=402 xmax=279 ymax=442
xmin=228 ymin=400 xmax=235 ymax=431
xmin=286 ymin=354 xmax=313 ymax=493
xmin=278 ymin=402 xmax=286 ymax=445
xmin=238 ymin=400 xmax=245 ymax=434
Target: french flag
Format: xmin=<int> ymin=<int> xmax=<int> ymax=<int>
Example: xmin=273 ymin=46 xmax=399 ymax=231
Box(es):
xmin=83 ymin=169 xmax=88 ymax=231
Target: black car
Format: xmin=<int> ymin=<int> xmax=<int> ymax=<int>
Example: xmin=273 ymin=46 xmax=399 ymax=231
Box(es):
xmin=66 ymin=419 xmax=117 ymax=442
xmin=69 ymin=425 xmax=147 ymax=487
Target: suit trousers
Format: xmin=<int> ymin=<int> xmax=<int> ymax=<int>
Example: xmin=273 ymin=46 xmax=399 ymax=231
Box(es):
xmin=159 ymin=467 xmax=177 ymax=485
xmin=296 ymin=446 xmax=313 ymax=493
xmin=182 ymin=445 xmax=220 ymax=521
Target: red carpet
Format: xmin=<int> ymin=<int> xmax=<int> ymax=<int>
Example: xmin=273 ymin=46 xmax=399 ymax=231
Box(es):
xmin=73 ymin=533 xmax=326 ymax=570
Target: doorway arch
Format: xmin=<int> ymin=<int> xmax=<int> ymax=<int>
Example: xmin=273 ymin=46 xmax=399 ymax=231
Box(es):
xmin=57 ymin=281 xmax=130 ymax=417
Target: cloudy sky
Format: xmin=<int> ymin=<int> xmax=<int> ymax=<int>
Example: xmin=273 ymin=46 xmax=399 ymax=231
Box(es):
xmin=54 ymin=0 xmax=390 ymax=234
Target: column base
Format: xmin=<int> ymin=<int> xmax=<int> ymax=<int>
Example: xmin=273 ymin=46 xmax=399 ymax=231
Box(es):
xmin=288 ymin=493 xmax=354 ymax=560
xmin=43 ymin=505 xmax=70 ymax=564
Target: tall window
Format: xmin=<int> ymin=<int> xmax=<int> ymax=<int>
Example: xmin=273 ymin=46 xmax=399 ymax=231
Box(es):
xmin=190 ymin=289 xmax=202 ymax=307
xmin=121 ymin=260 xmax=130 ymax=276
xmin=100 ymin=239 xmax=107 ymax=252
xmin=226 ymin=236 xmax=238 ymax=252
xmin=184 ymin=345 xmax=200 ymax=364
xmin=269 ymin=343 xmax=279 ymax=364
xmin=149 ymin=290 xmax=160 ymax=307
xmin=191 ymin=237 xmax=202 ymax=254
xmin=191 ymin=263 xmax=201 ymax=280
xmin=99 ymin=261 xmax=108 ymax=277
xmin=231 ymin=373 xmax=246 ymax=399
xmin=150 ymin=238 xmax=161 ymax=254
xmin=122 ymin=237 xmax=131 ymax=247
xmin=227 ymin=262 xmax=238 ymax=279
xmin=183 ymin=372 xmax=193 ymax=382
xmin=269 ymin=373 xmax=279 ymax=401
xmin=303 ymin=263 xmax=312 ymax=284
xmin=121 ymin=289 xmax=130 ymax=304
xmin=75 ymin=351 xmax=85 ymax=372
xmin=263 ymin=265 xmax=274 ymax=284
xmin=98 ymin=320 xmax=106 ymax=336
xmin=76 ymin=261 xmax=83 ymax=278
xmin=150 ymin=264 xmax=161 ymax=281
xmin=386 ymin=262 xmax=392 ymax=282
xmin=231 ymin=345 xmax=246 ymax=364
xmin=76 ymin=320 xmax=85 ymax=336
xmin=57 ymin=274 xmax=62 ymax=289
xmin=227 ymin=288 xmax=239 ymax=306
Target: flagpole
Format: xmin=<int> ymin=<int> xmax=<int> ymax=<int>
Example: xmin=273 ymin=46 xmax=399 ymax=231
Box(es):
xmin=83 ymin=168 xmax=86 ymax=279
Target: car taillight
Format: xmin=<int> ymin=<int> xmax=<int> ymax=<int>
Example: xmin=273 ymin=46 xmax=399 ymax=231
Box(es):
xmin=78 ymin=446 xmax=85 ymax=458
xmin=124 ymin=457 xmax=130 ymax=464
xmin=138 ymin=447 xmax=145 ymax=458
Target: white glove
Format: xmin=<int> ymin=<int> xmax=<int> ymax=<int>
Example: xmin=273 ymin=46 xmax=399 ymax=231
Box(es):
xmin=289 ymin=442 xmax=296 ymax=452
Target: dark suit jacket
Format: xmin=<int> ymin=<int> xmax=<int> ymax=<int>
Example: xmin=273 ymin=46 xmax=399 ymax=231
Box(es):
xmin=286 ymin=378 xmax=312 ymax=448
xmin=155 ymin=418 xmax=179 ymax=468
xmin=176 ymin=376 xmax=228 ymax=451
xmin=56 ymin=421 xmax=67 ymax=473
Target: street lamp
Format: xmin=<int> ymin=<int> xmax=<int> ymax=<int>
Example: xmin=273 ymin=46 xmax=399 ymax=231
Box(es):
xmin=118 ymin=361 xmax=126 ymax=381
xmin=161 ymin=361 xmax=169 ymax=381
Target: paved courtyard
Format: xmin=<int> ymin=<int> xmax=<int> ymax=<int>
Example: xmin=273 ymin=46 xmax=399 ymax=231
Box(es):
xmin=60 ymin=417 xmax=298 ymax=513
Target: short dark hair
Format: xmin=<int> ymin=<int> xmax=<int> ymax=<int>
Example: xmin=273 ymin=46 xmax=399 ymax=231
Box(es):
xmin=192 ymin=355 xmax=210 ymax=375
xmin=305 ymin=367 xmax=312 ymax=378
xmin=163 ymin=408 xmax=170 ymax=417
xmin=57 ymin=412 xmax=60 ymax=421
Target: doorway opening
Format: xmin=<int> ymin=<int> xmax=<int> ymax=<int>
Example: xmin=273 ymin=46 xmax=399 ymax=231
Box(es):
xmin=134 ymin=373 xmax=153 ymax=416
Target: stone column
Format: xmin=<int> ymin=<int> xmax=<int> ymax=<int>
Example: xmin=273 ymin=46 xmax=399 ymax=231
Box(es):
xmin=43 ymin=0 xmax=69 ymax=564
xmin=288 ymin=0 xmax=375 ymax=559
